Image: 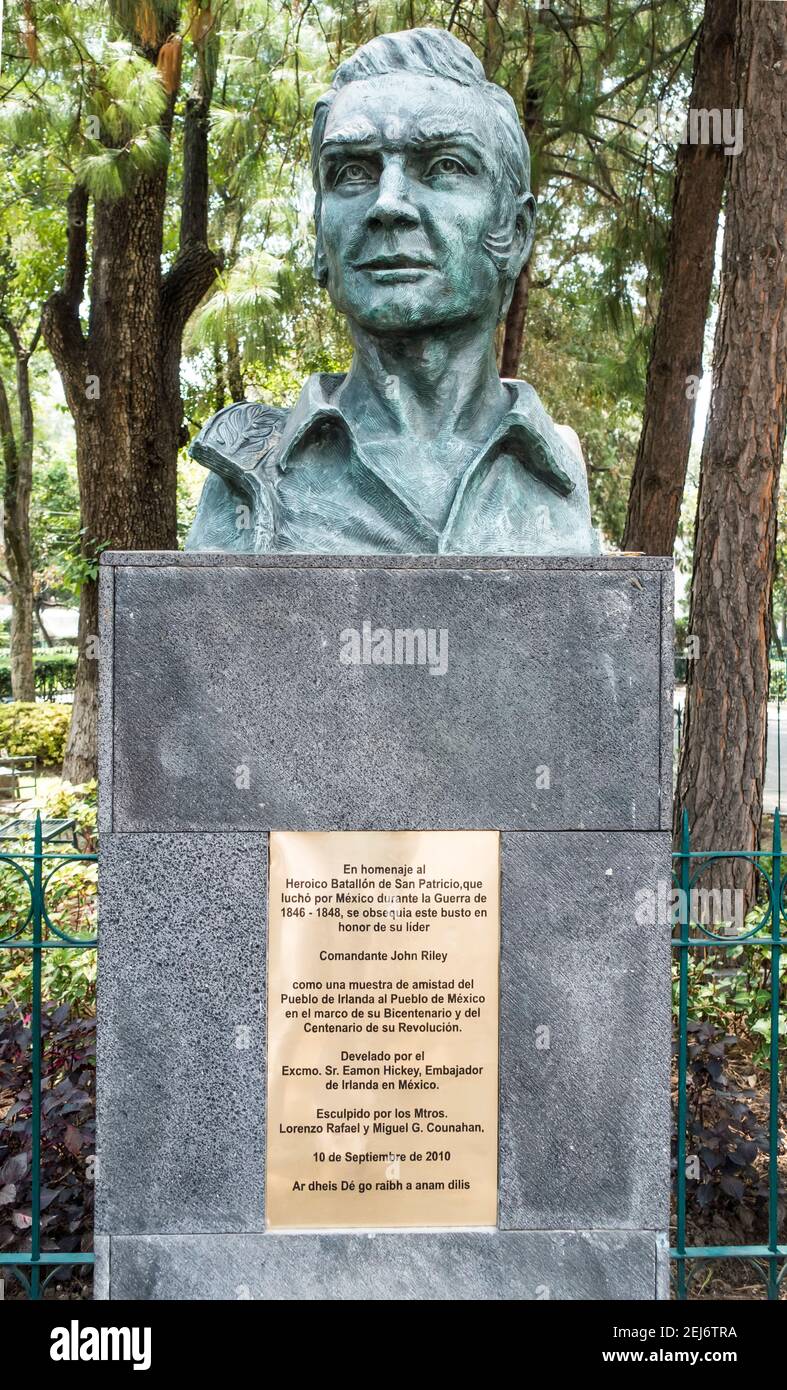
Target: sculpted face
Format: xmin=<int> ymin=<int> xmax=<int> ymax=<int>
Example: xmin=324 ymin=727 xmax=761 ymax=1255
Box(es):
xmin=318 ymin=72 xmax=527 ymax=334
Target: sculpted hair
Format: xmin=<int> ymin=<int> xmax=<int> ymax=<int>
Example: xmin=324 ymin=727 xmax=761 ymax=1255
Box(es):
xmin=310 ymin=27 xmax=534 ymax=315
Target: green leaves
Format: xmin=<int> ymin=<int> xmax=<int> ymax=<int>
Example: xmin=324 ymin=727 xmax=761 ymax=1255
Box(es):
xmin=0 ymin=701 xmax=72 ymax=765
xmin=0 ymin=100 xmax=56 ymax=150
xmin=2 ymin=14 xmax=174 ymax=202
xmin=77 ymin=125 xmax=170 ymax=197
xmin=100 ymin=40 xmax=170 ymax=133
xmin=59 ymin=528 xmax=112 ymax=593
xmin=73 ymin=41 xmax=171 ymax=197
xmin=0 ymin=997 xmax=96 ymax=1261
xmin=74 ymin=150 xmax=124 ymax=200
xmin=186 ymin=252 xmax=280 ymax=354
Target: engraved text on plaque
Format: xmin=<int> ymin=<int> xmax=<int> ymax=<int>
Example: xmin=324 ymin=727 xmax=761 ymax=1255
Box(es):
xmin=267 ymin=830 xmax=500 ymax=1228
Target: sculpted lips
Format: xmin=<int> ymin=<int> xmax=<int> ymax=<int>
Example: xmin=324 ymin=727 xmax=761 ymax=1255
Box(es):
xmin=353 ymin=252 xmax=437 ymax=281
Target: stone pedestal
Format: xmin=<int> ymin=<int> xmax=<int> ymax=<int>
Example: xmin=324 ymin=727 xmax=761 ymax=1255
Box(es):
xmin=97 ymin=553 xmax=673 ymax=1300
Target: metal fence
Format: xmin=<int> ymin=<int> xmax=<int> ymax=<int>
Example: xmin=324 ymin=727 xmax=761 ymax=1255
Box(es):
xmin=673 ymin=810 xmax=785 ymax=1299
xmin=0 ymin=815 xmax=97 ymax=1298
xmin=0 ymin=813 xmax=784 ymax=1299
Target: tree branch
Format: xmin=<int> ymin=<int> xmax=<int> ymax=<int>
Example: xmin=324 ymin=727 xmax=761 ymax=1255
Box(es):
xmin=0 ymin=314 xmax=41 ymax=462
xmin=0 ymin=316 xmax=23 ymax=359
xmin=34 ymin=597 xmax=55 ymax=647
xmin=63 ymin=183 xmax=89 ymax=313
xmin=160 ymin=242 xmax=222 ymax=352
xmin=41 ymin=183 xmax=89 ymax=392
xmin=549 ymin=167 xmax=622 ymax=204
xmin=0 ymin=370 xmax=19 ymax=474
xmin=164 ymin=20 xmax=221 ymax=359
xmin=180 ymin=26 xmax=219 ymax=250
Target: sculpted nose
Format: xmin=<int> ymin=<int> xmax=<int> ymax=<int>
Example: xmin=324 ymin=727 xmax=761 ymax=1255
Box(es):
xmin=365 ymin=161 xmax=420 ymax=229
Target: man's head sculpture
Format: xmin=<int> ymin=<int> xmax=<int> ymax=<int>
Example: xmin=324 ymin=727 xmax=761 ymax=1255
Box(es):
xmin=185 ymin=27 xmax=599 ymax=556
xmin=309 ymin=27 xmax=536 ymax=332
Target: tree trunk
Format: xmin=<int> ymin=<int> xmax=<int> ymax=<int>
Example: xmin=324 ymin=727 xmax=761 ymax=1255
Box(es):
xmin=226 ymin=327 xmax=245 ymax=402
xmin=675 ymin=0 xmax=787 ymax=905
xmin=0 ymin=334 xmax=37 ymax=702
xmin=498 ymin=22 xmax=546 ymax=380
xmin=622 ymin=0 xmax=737 ymax=555
xmin=8 ymin=550 xmax=34 ymax=702
xmin=212 ymin=343 xmax=226 ymax=413
xmin=34 ymin=598 xmax=55 ymax=647
xmin=56 ymin=166 xmax=179 ymax=782
xmin=43 ymin=38 xmax=220 ymax=782
xmin=63 ymin=578 xmax=99 ymax=785
xmin=500 ymin=266 xmax=531 ymax=379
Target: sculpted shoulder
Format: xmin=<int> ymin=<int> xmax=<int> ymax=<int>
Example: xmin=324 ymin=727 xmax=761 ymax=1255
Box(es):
xmin=502 ymin=378 xmax=588 ymax=493
xmin=189 ymin=400 xmax=290 ymax=494
xmin=186 ymin=401 xmax=289 ymax=553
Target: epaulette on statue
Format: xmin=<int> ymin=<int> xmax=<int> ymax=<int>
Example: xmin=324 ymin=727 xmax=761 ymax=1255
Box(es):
xmin=188 ymin=401 xmax=289 ymax=551
xmin=190 ymin=401 xmax=289 ymax=498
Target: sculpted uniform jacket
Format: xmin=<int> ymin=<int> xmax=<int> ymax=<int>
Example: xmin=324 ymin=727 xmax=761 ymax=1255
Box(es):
xmin=185 ymin=371 xmax=600 ymax=556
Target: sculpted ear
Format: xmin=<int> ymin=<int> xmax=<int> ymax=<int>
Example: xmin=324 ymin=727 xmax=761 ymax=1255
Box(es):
xmin=499 ymin=193 xmax=537 ymax=321
xmin=313 ymin=197 xmax=329 ymax=288
xmin=515 ymin=193 xmax=537 ymax=277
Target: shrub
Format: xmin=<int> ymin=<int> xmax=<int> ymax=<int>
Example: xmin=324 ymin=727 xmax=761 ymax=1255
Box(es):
xmin=0 ymin=650 xmax=77 ymax=701
xmin=43 ymin=780 xmax=98 ymax=851
xmin=769 ymin=663 xmax=787 ymax=702
xmin=676 ymin=1018 xmax=771 ymax=1236
xmin=1 ymin=947 xmax=96 ymax=1015
xmin=672 ymin=933 xmax=787 ymax=1243
xmin=0 ymin=1001 xmax=95 ymax=1262
xmin=0 ymin=703 xmax=71 ymax=767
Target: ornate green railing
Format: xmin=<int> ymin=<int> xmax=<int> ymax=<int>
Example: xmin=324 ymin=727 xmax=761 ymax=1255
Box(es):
xmin=672 ymin=809 xmax=785 ymax=1299
xmin=0 ymin=813 xmax=97 ymax=1298
xmin=0 ymin=812 xmax=783 ymax=1298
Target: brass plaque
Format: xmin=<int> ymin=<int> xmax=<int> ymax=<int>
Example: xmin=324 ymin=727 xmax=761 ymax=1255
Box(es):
xmin=267 ymin=830 xmax=500 ymax=1229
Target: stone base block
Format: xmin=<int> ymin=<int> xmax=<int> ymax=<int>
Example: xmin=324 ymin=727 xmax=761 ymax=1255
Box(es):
xmin=99 ymin=1230 xmax=662 ymax=1301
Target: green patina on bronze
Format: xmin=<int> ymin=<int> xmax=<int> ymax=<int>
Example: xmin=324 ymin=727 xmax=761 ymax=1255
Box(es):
xmin=186 ymin=28 xmax=599 ymax=556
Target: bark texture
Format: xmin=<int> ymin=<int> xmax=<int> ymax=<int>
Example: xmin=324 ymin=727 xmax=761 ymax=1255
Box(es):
xmin=499 ymin=29 xmax=545 ymax=380
xmin=43 ymin=39 xmax=220 ymax=781
xmin=500 ymin=265 xmax=531 ymax=381
xmin=623 ymin=0 xmax=737 ymax=555
xmin=0 ymin=320 xmax=39 ymax=702
xmin=675 ymin=0 xmax=787 ymax=901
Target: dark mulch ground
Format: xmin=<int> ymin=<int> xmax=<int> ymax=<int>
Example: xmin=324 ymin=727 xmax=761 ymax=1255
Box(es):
xmin=2 ymin=1011 xmax=784 ymax=1300
xmin=670 ymin=1045 xmax=786 ymax=1300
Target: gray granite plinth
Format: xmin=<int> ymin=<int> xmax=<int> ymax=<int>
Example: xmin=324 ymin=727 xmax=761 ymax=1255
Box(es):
xmin=97 ymin=553 xmax=673 ymax=1301
xmin=500 ymin=832 xmax=670 ymax=1231
xmin=105 ymin=1230 xmax=660 ymax=1300
xmin=100 ymin=554 xmax=672 ymax=835
xmin=96 ymin=835 xmax=267 ymax=1236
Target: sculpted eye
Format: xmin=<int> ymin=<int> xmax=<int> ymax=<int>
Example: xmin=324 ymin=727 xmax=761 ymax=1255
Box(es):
xmin=334 ymin=161 xmax=375 ymax=188
xmin=426 ymin=156 xmax=468 ymax=178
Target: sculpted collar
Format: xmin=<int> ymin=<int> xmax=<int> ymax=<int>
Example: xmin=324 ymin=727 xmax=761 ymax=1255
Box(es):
xmin=187 ymin=370 xmax=596 ymax=554
xmin=275 ymin=371 xmax=577 ymax=501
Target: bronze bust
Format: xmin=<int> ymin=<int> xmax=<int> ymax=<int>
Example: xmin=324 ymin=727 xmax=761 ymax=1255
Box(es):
xmin=186 ymin=28 xmax=599 ymax=557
